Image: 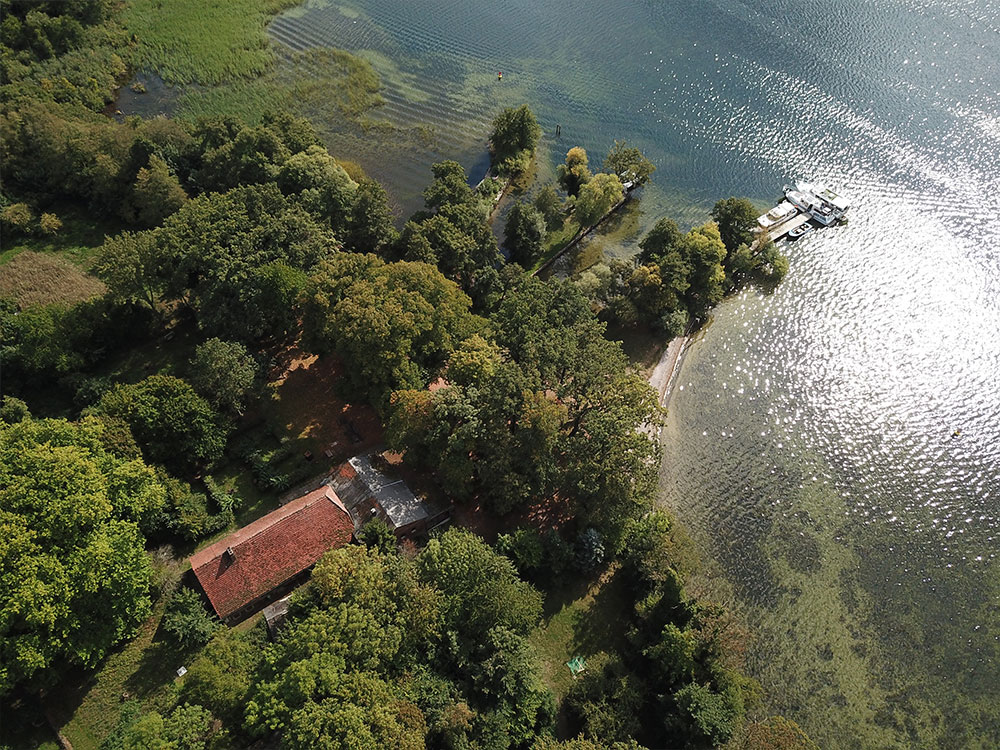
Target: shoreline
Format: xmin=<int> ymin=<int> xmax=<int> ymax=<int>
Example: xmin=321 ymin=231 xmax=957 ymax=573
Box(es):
xmin=647 ymin=332 xmax=690 ymax=409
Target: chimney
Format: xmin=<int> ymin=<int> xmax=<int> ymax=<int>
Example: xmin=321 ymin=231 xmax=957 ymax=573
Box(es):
xmin=225 ymin=546 xmax=235 ymax=560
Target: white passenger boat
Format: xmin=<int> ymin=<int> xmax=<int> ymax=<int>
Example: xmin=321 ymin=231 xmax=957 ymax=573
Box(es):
xmin=784 ymin=180 xmax=850 ymax=226
xmin=756 ymin=200 xmax=798 ymax=230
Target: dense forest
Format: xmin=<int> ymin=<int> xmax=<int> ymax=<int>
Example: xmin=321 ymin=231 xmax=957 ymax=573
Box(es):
xmin=1 ymin=1 xmax=809 ymax=748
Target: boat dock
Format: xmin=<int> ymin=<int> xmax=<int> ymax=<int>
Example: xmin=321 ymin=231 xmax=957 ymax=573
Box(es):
xmin=767 ymin=212 xmax=811 ymax=241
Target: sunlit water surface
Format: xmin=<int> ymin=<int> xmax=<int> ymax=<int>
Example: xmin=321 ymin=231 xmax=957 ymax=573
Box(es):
xmin=126 ymin=0 xmax=1000 ymax=744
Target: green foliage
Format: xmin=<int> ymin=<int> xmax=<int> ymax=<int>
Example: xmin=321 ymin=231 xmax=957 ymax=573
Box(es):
xmin=302 ymin=253 xmax=484 ymax=407
xmin=277 ymin=144 xmax=358 ymax=232
xmin=156 ymin=183 xmax=338 ymax=340
xmin=0 ymin=416 xmax=163 ymax=694
xmin=95 ymin=231 xmax=163 ymax=310
xmin=0 ymin=395 xmax=31 ymax=423
xmin=710 ymin=196 xmax=759 ymax=255
xmin=496 ymin=528 xmax=573 ymax=585
xmin=152 ymin=470 xmax=230 ymax=541
xmin=504 ymin=201 xmax=546 ymax=267
xmin=114 ymin=702 xmax=228 ymax=750
xmin=603 ymin=140 xmax=655 ymax=186
xmin=188 ymin=338 xmax=258 ymax=416
xmin=162 ymin=587 xmax=219 ymax=648
xmin=557 ymin=147 xmax=592 ymax=197
xmin=417 ymin=528 xmax=543 ymax=641
xmin=574 ymin=528 xmax=606 ymax=572
xmin=574 ymin=172 xmax=624 ymax=227
xmin=122 ymin=0 xmax=301 ymax=85
xmin=345 ymin=178 xmax=398 ymax=254
xmin=389 ymin=272 xmax=659 ymax=528
xmin=672 ymin=681 xmax=742 ymax=746
xmin=180 ymin=627 xmax=266 ymax=725
xmin=423 ymin=159 xmax=474 ymax=211
xmin=534 ymin=183 xmax=566 ymax=231
xmin=358 ymin=518 xmax=398 ymax=555
xmin=98 ymin=374 xmax=228 ymax=473
xmin=131 ymin=154 xmax=189 ymax=228
xmin=246 ymin=547 xmax=438 ymax=748
xmin=1 ymin=202 xmax=34 ymax=234
xmin=491 ymin=105 xmax=541 ymax=176
xmin=39 ymin=211 xmax=63 ymax=234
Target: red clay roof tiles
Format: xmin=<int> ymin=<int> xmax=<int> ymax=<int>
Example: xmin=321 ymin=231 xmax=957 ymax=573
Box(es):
xmin=189 ymin=486 xmax=353 ymax=619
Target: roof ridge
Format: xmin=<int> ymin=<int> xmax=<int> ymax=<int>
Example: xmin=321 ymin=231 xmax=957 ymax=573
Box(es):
xmin=231 ymin=491 xmax=331 ymax=548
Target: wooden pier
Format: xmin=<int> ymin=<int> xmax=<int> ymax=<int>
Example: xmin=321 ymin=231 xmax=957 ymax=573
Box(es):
xmin=766 ymin=213 xmax=811 ymax=242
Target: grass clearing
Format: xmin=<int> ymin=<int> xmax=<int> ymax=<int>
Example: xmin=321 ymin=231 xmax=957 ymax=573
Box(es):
xmin=0 ymin=206 xmax=118 ymax=269
xmin=0 ymin=251 xmax=106 ymax=309
xmin=123 ymin=0 xmax=303 ymax=85
xmin=531 ymin=217 xmax=581 ymax=273
xmin=530 ymin=564 xmax=631 ymax=702
xmin=52 ymin=551 xmax=194 ymax=750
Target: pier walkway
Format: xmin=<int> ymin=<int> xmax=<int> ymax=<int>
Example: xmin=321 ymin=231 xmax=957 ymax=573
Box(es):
xmin=767 ymin=213 xmax=811 ymax=242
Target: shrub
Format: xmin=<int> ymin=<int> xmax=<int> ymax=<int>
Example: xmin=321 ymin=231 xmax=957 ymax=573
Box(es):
xmin=358 ymin=518 xmax=398 ymax=555
xmin=574 ymin=528 xmax=606 ymax=573
xmin=1 ymin=202 xmax=34 ymax=234
xmin=162 ymin=588 xmax=219 ymax=648
xmin=39 ymin=212 xmax=63 ymax=234
xmin=0 ymin=396 xmax=31 ymax=424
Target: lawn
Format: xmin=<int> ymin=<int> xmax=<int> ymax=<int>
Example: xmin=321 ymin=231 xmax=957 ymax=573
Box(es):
xmin=529 ymin=564 xmax=631 ymax=702
xmin=531 ymin=217 xmax=582 ymax=274
xmin=0 ymin=205 xmax=119 ymax=270
xmin=48 ymin=552 xmax=195 ymax=750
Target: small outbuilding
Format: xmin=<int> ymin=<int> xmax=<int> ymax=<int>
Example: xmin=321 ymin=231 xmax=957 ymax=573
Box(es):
xmin=327 ymin=453 xmax=450 ymax=538
xmin=189 ymin=485 xmax=354 ymax=623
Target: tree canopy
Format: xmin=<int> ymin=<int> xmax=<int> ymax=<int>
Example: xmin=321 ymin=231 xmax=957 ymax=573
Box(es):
xmin=0 ymin=416 xmax=163 ymax=694
xmin=557 ymin=147 xmax=592 ymax=197
xmin=504 ymin=201 xmax=546 ymax=268
xmin=574 ymin=172 xmax=624 ymax=227
xmin=603 ymin=140 xmax=655 ymax=186
xmin=97 ymin=374 xmax=228 ymax=473
xmin=490 ymin=105 xmax=541 ymax=176
xmin=301 ymin=253 xmax=485 ymax=407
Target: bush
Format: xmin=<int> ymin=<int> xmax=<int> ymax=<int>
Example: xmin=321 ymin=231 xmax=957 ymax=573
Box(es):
xmin=0 ymin=395 xmax=31 ymax=424
xmin=358 ymin=518 xmax=397 ymax=554
xmin=574 ymin=528 xmax=606 ymax=573
xmin=1 ymin=202 xmax=34 ymax=235
xmin=497 ymin=527 xmax=573 ymax=586
xmin=162 ymin=588 xmax=219 ymax=648
xmin=203 ymin=474 xmax=241 ymax=515
xmin=39 ymin=212 xmax=62 ymax=234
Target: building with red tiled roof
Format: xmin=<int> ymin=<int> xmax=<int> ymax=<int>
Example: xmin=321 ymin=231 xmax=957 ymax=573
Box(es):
xmin=189 ymin=486 xmax=354 ymax=623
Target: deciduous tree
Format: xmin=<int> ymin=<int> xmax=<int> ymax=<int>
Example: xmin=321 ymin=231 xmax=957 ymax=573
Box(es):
xmin=97 ymin=375 xmax=227 ymax=472
xmin=188 ymin=338 xmax=257 ymax=416
xmin=0 ymin=416 xmax=163 ymax=694
xmin=504 ymin=201 xmax=546 ymax=267
xmin=574 ymin=172 xmax=624 ymax=227
xmin=557 ymin=147 xmax=592 ymax=197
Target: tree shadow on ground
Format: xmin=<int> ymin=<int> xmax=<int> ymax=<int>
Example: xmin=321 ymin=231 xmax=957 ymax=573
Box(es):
xmin=570 ymin=566 xmax=632 ymax=658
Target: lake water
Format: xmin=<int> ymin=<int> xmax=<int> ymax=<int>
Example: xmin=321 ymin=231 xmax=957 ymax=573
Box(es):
xmin=132 ymin=0 xmax=1000 ymax=744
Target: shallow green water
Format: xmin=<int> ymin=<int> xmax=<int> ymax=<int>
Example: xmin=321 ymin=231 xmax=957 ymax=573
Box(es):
xmin=121 ymin=0 xmax=1000 ymax=744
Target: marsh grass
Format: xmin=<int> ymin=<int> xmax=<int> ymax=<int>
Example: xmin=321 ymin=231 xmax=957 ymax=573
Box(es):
xmin=123 ymin=0 xmax=303 ymax=85
xmin=0 ymin=252 xmax=106 ymax=309
xmin=176 ymin=46 xmax=385 ymax=127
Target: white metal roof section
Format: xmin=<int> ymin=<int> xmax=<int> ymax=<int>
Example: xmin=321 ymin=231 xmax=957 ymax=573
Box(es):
xmin=347 ymin=454 xmax=429 ymax=528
